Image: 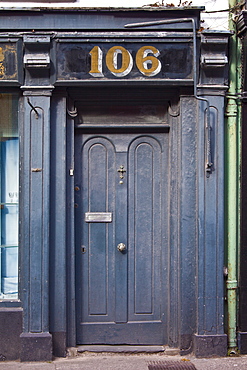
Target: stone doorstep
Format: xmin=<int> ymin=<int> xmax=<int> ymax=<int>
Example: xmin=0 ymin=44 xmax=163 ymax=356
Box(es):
xmin=72 ymin=345 xmax=180 ymax=355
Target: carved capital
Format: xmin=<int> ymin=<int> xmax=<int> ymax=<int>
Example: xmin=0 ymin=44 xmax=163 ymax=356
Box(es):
xmin=199 ymin=31 xmax=231 ymax=88
xmin=23 ymin=35 xmax=50 ymax=69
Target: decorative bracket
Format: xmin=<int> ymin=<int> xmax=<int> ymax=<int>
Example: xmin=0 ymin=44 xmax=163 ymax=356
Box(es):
xmin=168 ymin=98 xmax=180 ymax=117
xmin=199 ymin=31 xmax=230 ymax=87
xmin=67 ymin=107 xmax=78 ymax=118
xmin=23 ymin=35 xmax=50 ymax=69
xmin=201 ymin=55 xmax=228 ymax=68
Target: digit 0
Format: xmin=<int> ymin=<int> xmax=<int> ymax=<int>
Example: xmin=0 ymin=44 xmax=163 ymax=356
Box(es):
xmin=106 ymin=46 xmax=133 ymax=77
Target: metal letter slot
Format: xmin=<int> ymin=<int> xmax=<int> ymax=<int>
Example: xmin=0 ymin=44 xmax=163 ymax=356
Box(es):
xmin=85 ymin=212 xmax=112 ymax=223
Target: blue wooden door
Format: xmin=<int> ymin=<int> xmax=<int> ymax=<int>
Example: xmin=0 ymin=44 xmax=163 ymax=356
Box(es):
xmin=75 ymin=131 xmax=168 ymax=344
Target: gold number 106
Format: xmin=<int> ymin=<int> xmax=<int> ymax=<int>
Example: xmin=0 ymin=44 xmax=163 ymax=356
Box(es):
xmin=89 ymin=45 xmax=161 ymax=78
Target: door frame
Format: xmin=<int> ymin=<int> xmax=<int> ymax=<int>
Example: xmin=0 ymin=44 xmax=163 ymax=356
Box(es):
xmin=74 ymin=131 xmax=169 ymax=345
xmin=65 ymin=86 xmax=184 ymax=348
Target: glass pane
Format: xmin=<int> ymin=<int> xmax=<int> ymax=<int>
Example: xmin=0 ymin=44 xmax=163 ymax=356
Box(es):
xmin=0 ymin=93 xmax=18 ymax=300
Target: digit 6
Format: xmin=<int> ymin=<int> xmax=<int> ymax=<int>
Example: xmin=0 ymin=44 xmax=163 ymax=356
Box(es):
xmin=136 ymin=46 xmax=161 ymax=77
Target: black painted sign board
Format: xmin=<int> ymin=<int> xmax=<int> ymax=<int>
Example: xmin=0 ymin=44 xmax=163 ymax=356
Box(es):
xmin=56 ymin=41 xmax=193 ymax=84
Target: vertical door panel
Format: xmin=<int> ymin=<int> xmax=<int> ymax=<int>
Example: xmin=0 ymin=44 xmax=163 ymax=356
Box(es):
xmin=77 ymin=137 xmax=115 ymax=323
xmin=128 ymin=137 xmax=163 ymax=320
xmin=88 ymin=144 xmax=108 ymax=315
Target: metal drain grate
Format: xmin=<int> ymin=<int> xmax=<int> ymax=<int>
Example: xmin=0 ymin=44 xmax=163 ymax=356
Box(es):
xmin=148 ymin=360 xmax=197 ymax=370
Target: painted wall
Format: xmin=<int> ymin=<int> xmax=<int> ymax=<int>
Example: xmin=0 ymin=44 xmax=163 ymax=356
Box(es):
xmin=0 ymin=0 xmax=229 ymax=30
xmin=0 ymin=4 xmax=230 ymax=360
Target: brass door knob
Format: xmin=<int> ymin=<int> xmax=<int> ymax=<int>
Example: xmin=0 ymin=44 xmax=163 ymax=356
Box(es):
xmin=117 ymin=243 xmax=126 ymax=252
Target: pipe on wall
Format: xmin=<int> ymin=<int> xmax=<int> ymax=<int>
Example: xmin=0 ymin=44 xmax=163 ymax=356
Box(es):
xmin=226 ymin=0 xmax=242 ymax=352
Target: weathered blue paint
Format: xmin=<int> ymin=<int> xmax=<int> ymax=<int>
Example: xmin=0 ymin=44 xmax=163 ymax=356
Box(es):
xmin=20 ymin=89 xmax=53 ymax=361
xmin=49 ymin=92 xmax=67 ymax=356
xmin=75 ymin=131 xmax=168 ymax=344
xmin=66 ymin=96 xmax=77 ymax=349
xmin=180 ymin=96 xmax=197 ymax=354
xmin=197 ymin=97 xmax=225 ymax=337
xmin=194 ymin=31 xmax=229 ymax=356
xmin=21 ymin=90 xmax=52 ymax=332
xmin=0 ymin=8 xmax=230 ymax=360
xmin=0 ymin=9 xmax=203 ymax=31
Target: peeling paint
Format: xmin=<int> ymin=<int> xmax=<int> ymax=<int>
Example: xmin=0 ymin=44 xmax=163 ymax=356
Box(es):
xmin=0 ymin=43 xmax=18 ymax=80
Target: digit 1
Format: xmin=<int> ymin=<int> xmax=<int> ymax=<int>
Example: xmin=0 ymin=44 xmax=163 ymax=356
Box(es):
xmin=89 ymin=46 xmax=104 ymax=77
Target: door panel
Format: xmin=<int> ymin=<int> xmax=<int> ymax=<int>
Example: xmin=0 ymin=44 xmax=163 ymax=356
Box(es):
xmin=75 ymin=132 xmax=168 ymax=344
xmin=128 ymin=137 xmax=162 ymax=320
xmin=79 ymin=137 xmax=116 ymax=322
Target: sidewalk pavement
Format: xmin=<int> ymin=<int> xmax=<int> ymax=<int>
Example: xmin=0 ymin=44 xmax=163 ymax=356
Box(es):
xmin=1 ymin=352 xmax=247 ymax=369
